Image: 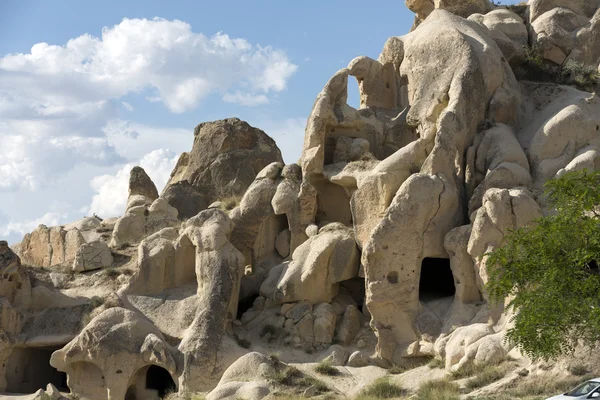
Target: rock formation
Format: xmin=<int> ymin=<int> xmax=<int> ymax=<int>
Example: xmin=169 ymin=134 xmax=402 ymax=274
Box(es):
xmin=162 ymin=118 xmax=284 ymax=220
xmin=2 ymin=0 xmax=600 ymax=399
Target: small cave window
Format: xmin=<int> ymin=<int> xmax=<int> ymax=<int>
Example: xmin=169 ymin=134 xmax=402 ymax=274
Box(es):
xmin=419 ymin=258 xmax=455 ymax=302
xmin=145 ymin=365 xmax=176 ymax=398
xmin=347 ymin=76 xmax=361 ymax=109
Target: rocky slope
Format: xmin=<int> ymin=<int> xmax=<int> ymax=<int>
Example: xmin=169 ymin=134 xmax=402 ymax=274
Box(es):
xmin=1 ymin=0 xmax=600 ymax=399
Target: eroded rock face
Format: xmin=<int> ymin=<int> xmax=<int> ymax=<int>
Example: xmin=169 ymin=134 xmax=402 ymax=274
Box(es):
xmin=51 ymin=308 xmax=182 ymax=400
xmin=72 ymin=241 xmax=113 ymax=272
xmin=162 ymin=118 xmax=284 ymax=220
xmin=177 ymin=208 xmax=248 ymax=394
xmin=19 ymin=225 xmax=86 ymax=268
xmin=260 ymin=223 xmax=359 ymax=305
xmin=7 ymin=0 xmax=600 ymax=397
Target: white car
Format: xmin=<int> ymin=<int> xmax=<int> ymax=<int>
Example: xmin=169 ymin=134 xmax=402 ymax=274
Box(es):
xmin=546 ymin=378 xmax=600 ymax=399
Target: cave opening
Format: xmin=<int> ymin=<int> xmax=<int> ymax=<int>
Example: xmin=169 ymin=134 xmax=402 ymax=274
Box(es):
xmin=340 ymin=277 xmax=365 ymax=309
xmin=419 ymin=258 xmax=455 ymax=302
xmin=5 ymin=346 xmax=70 ymax=394
xmin=145 ymin=365 xmax=176 ymax=398
xmin=237 ymin=293 xmax=260 ymax=320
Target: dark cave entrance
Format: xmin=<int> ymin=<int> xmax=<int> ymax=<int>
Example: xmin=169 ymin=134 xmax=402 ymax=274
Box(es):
xmin=419 ymin=258 xmax=455 ymax=302
xmin=340 ymin=277 xmax=365 ymax=309
xmin=5 ymin=346 xmax=69 ymax=394
xmin=237 ymin=293 xmax=260 ymax=320
xmin=145 ymin=365 xmax=176 ymax=398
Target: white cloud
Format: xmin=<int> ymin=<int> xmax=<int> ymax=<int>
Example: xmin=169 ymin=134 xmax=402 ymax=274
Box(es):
xmin=87 ymin=149 xmax=179 ymax=218
xmin=0 ymin=18 xmax=297 ymax=113
xmin=0 ymin=17 xmax=299 ymax=243
xmin=223 ymin=91 xmax=269 ymax=107
xmin=0 ymin=18 xmax=297 ymax=194
xmin=1 ymin=212 xmax=68 ymax=238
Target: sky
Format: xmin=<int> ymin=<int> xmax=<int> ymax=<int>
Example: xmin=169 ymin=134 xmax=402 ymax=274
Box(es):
xmin=0 ymin=0 xmax=440 ymax=244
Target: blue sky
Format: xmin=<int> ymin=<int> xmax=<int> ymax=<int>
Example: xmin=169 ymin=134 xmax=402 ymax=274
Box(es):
xmin=0 ymin=1 xmax=414 ymax=243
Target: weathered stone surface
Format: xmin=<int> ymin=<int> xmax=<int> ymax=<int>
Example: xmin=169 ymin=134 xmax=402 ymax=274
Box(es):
xmin=163 ymin=118 xmax=283 ymax=219
xmin=177 ymin=208 xmax=248 ymax=394
xmin=260 ymin=223 xmax=359 ymax=304
xmin=72 ymin=240 xmax=113 ymax=272
xmin=110 ymin=197 xmax=179 ymax=248
xmin=128 ymin=166 xmax=159 ymax=205
xmin=336 ymin=305 xmax=362 ymax=345
xmin=19 ymin=225 xmax=85 ymax=268
xmin=51 ymin=307 xmax=182 ymax=400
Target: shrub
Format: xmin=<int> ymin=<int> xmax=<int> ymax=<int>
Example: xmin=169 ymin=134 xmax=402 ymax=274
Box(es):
xmin=90 ymin=296 xmax=104 ymax=308
xmin=233 ymin=334 xmax=251 ymax=349
xmin=416 ymin=379 xmax=460 ymax=400
xmin=259 ymin=324 xmax=281 ymax=344
xmin=568 ymin=363 xmax=589 ymax=376
xmin=466 ymin=365 xmax=507 ymax=390
xmin=429 ymin=358 xmax=445 ymax=369
xmin=388 ymin=365 xmax=405 ymax=375
xmin=450 ymin=361 xmax=477 ymax=379
xmin=359 ymin=377 xmax=406 ymax=399
xmin=273 ymin=366 xmax=328 ymax=393
xmin=314 ymin=359 xmax=339 ymax=376
xmin=560 ymin=60 xmax=600 ymax=91
xmin=103 ymin=268 xmax=121 ymax=279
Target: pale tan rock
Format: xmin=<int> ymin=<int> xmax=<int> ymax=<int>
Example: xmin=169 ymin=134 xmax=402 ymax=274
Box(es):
xmin=529 ymin=0 xmax=599 ymax=23
xmin=469 ymin=9 xmax=528 ymax=66
xmin=296 ymin=313 xmax=315 ymax=343
xmin=177 ymin=208 xmax=248 ymax=394
xmin=128 ymin=166 xmax=159 ymax=203
xmin=163 ymin=118 xmax=283 ymax=219
xmin=313 ymin=303 xmax=336 ymax=344
xmin=229 ymin=162 xmax=285 ymax=300
xmin=110 ymin=197 xmax=179 ymax=248
xmin=336 ymin=305 xmax=362 ymax=345
xmin=261 ymin=223 xmax=359 ymax=304
xmin=51 ymin=307 xmax=181 ymax=400
xmin=530 ymin=8 xmax=590 ymax=65
xmin=323 ymin=344 xmax=350 ymax=366
xmin=72 ymin=240 xmax=113 ymax=272
xmin=347 ymin=351 xmax=370 ymax=367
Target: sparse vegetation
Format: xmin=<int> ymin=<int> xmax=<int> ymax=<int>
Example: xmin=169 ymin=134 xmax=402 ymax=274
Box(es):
xmin=358 ymin=377 xmax=406 ymax=399
xmin=519 ymin=45 xmax=599 ymax=92
xmin=268 ymin=352 xmax=280 ymax=362
xmin=568 ymin=363 xmax=589 ymax=377
xmin=466 ymin=364 xmax=508 ymax=390
xmin=450 ymin=361 xmax=478 ymax=380
xmin=416 ymin=379 xmax=460 ymax=400
xmin=388 ymin=365 xmax=405 ymax=375
xmin=314 ymin=359 xmax=339 ymax=376
xmin=259 ymin=324 xmax=281 ymax=343
xmin=90 ymin=296 xmax=104 ymax=308
xmin=560 ymin=59 xmax=600 ymax=92
xmin=103 ymin=268 xmax=121 ymax=279
xmin=213 ymin=195 xmax=241 ymax=212
xmin=487 ymin=170 xmax=600 ymax=359
xmin=429 ymin=358 xmax=445 ymax=369
xmin=272 ymin=366 xmax=328 ymax=394
xmin=233 ymin=333 xmax=251 ymax=349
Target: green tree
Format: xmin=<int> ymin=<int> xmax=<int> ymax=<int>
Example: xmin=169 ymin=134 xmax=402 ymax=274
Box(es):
xmin=486 ymin=169 xmax=600 ymax=359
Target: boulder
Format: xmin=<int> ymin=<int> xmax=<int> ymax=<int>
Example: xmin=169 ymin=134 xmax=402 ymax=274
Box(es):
xmin=162 ymin=118 xmax=283 ymax=220
xmin=128 ymin=166 xmax=159 ymax=203
xmin=72 ymin=240 xmax=113 ymax=272
xmin=336 ymin=305 xmax=362 ymax=345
